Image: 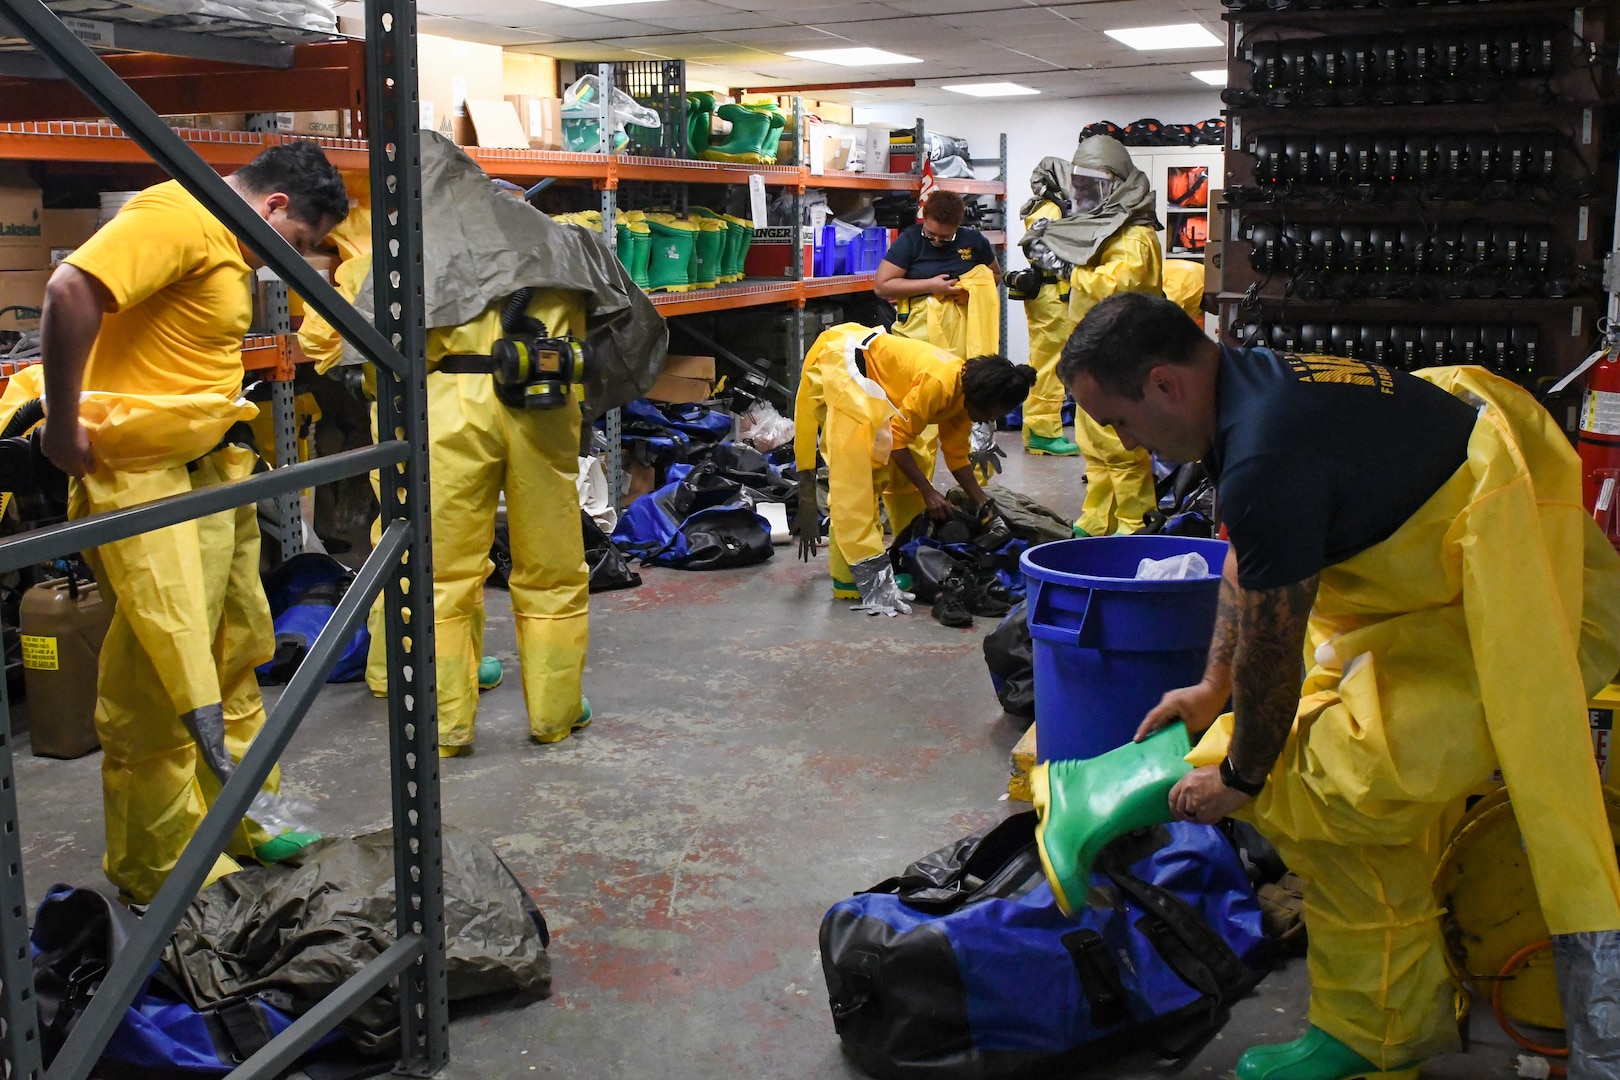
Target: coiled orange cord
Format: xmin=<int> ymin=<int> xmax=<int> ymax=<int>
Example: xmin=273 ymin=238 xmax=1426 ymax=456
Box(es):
xmin=1490 ymin=938 xmax=1568 ymax=1077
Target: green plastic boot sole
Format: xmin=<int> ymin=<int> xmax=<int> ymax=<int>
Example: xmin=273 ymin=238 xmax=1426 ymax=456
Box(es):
xmin=1025 ymin=433 xmax=1080 ymax=456
xmin=1235 ymin=1026 xmax=1420 ymax=1080
xmin=1031 ymin=722 xmax=1192 ymax=915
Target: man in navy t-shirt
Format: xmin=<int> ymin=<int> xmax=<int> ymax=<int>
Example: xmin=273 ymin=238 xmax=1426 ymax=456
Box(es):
xmin=1047 ymin=291 xmax=1620 ymax=1080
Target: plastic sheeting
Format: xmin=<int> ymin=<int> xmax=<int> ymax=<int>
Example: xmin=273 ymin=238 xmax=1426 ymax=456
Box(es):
xmin=163 ymin=827 xmax=551 ymax=1056
xmin=345 ymin=132 xmax=668 ymax=420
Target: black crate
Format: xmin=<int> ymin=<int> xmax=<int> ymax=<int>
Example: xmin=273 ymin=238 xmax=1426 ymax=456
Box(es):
xmin=567 ymin=60 xmax=686 ymax=158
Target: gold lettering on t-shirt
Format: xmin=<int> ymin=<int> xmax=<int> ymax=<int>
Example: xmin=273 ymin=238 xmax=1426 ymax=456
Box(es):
xmin=958 ymin=247 xmax=973 ymax=261
xmin=1284 ymin=354 xmax=1395 ymax=394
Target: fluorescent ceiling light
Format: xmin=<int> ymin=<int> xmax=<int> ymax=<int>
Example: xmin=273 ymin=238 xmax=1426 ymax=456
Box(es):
xmin=942 ymin=81 xmax=1038 ymax=97
xmin=1191 ymin=69 xmax=1227 ymax=86
xmin=785 ymin=47 xmax=922 ymax=66
xmin=533 ymin=0 xmax=667 ymax=7
xmin=1105 ymin=23 xmax=1222 ymax=51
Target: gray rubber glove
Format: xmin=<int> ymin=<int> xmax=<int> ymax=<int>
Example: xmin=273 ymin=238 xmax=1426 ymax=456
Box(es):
xmin=850 ymin=554 xmax=914 ymax=617
xmin=794 ymin=473 xmax=821 ymax=562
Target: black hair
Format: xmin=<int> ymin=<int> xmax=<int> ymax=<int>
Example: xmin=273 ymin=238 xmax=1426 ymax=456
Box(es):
xmin=233 ymin=140 xmax=349 ymax=227
xmin=923 ymin=190 xmax=966 ymax=229
xmin=1057 ymin=292 xmax=1206 ymax=402
xmin=962 ymin=354 xmax=1036 ymax=414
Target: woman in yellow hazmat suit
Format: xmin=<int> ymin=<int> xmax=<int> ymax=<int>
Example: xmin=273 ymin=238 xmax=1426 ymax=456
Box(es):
xmin=790 ymin=325 xmax=1034 ymax=614
xmin=1014 ymin=158 xmax=1080 ymax=457
xmin=38 ymin=143 xmax=349 ymax=903
xmin=1023 ymin=135 xmax=1163 ymax=537
xmin=299 ymin=252 xmax=591 ymax=756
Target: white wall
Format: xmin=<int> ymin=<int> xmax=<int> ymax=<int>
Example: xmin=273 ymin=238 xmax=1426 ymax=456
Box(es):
xmin=855 ymin=90 xmax=1222 ymax=362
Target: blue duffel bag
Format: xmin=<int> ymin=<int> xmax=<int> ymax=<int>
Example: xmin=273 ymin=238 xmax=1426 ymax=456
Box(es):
xmin=819 ymin=812 xmax=1269 ymax=1079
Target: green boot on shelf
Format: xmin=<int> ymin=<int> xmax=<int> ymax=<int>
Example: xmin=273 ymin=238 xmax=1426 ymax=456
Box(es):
xmin=722 ymin=214 xmax=753 ymax=281
xmin=686 ymin=91 xmax=716 ymax=157
xmin=616 ymin=210 xmax=652 ymax=291
xmin=689 ymin=215 xmax=725 ymax=288
xmin=1030 ymin=722 xmax=1192 ymax=915
xmin=760 ymin=107 xmax=787 ymax=163
xmin=645 ymin=214 xmax=698 ymax=292
xmin=1235 ymin=1027 xmax=1421 ymax=1080
xmin=701 ymin=103 xmax=779 ymax=164
xmin=1025 ymin=433 xmax=1080 ymax=456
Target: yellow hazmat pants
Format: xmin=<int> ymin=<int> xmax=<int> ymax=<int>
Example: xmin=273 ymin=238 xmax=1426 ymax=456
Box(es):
xmin=1073 ymin=410 xmax=1155 ymax=535
xmin=1188 ymin=366 xmax=1620 ymax=1069
xmin=1022 ymin=281 xmax=1073 ymax=442
xmin=369 ymin=373 xmax=588 ymax=747
xmin=70 ymin=444 xmax=281 ymax=903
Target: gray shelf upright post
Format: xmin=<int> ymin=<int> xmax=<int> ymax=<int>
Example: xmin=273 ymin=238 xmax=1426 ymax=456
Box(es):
xmin=0 ymin=0 xmax=446 ymax=1075
xmin=260 ymin=278 xmax=304 ymax=560
xmin=598 ymin=64 xmax=626 ymax=506
xmin=998 ymin=131 xmax=1008 ymax=357
xmin=912 ymin=116 xmax=924 ymax=176
xmin=364 ymin=0 xmax=449 ymax=1071
xmin=790 ymin=95 xmax=806 ymax=366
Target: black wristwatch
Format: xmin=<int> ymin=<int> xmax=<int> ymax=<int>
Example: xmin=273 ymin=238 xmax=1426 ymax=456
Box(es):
xmin=1220 ymin=755 xmax=1267 ymax=798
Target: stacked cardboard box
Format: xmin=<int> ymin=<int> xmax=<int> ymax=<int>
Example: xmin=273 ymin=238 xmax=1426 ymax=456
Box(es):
xmin=645 ymin=354 xmax=716 ymax=403
xmin=0 ymin=178 xmax=47 ymax=330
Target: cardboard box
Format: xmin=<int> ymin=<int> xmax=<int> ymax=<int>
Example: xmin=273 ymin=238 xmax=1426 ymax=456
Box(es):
xmin=863 ymin=125 xmax=891 ymax=173
xmin=502 ymin=52 xmax=559 ymax=99
xmin=41 ymin=209 xmax=97 ymax=250
xmin=288 ymin=254 xmax=337 ymax=318
xmin=248 ymin=112 xmax=348 ymax=138
xmin=418 ymin=33 xmax=505 ymax=145
xmin=1203 ymin=203 xmax=1224 ymax=301
xmin=645 ymin=354 xmax=716 ymax=404
xmin=465 ymin=99 xmax=529 ymax=149
xmin=505 ymin=95 xmax=563 ymax=151
xmin=0 ymin=269 xmax=49 ymax=330
xmin=0 ymin=183 xmax=45 ymax=272
xmin=623 ymin=454 xmax=657 ymax=501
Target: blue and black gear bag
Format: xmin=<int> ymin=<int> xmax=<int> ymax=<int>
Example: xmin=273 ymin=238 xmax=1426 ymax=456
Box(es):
xmin=31 ymin=886 xmax=375 ymax=1079
xmin=256 ymin=553 xmax=370 ymax=685
xmin=819 ymin=812 xmax=1268 ymax=1079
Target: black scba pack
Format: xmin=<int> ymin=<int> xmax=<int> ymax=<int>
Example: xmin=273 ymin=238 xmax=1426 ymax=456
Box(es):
xmin=491 ymin=287 xmax=586 ymax=410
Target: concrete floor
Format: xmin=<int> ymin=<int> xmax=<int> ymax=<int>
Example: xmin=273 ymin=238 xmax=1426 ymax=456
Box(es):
xmin=13 ymin=432 xmax=1536 ymax=1078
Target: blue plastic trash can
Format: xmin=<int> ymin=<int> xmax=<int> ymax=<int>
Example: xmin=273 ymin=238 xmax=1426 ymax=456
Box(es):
xmin=1020 ymin=535 xmax=1228 ymax=762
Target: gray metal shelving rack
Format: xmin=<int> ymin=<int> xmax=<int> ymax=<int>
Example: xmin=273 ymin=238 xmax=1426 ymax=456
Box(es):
xmin=0 ymin=0 xmax=448 ymax=1077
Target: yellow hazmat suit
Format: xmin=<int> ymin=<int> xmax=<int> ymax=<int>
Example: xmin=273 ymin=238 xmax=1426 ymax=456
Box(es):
xmin=1020 ymin=200 xmax=1073 ymax=444
xmin=1162 ymin=259 xmax=1206 ymax=324
xmin=61 ymin=180 xmax=288 ymax=903
xmin=891 ymin=262 xmax=1001 ymax=359
xmin=795 ymin=325 xmax=973 ymax=591
xmin=1069 ymin=224 xmax=1161 ymax=536
xmin=1186 ymin=366 xmax=1620 ymax=1069
xmin=300 ymin=254 xmax=590 ymax=750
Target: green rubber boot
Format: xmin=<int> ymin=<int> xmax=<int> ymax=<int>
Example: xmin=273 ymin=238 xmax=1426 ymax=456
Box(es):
xmin=478 ymin=656 xmax=503 ymax=691
xmin=760 ymin=107 xmax=787 ymax=163
xmin=1030 ymin=722 xmax=1192 ymax=915
xmin=686 ymin=91 xmax=715 ymax=157
xmin=574 ymin=696 xmax=593 ymax=733
xmin=1072 ymin=524 xmax=1091 ymax=538
xmin=253 ymin=830 xmax=322 ymax=864
xmin=1025 ymin=433 xmax=1080 ymax=456
xmin=1235 ymin=1027 xmax=1420 ymax=1080
xmin=832 ymin=577 xmax=859 ymax=600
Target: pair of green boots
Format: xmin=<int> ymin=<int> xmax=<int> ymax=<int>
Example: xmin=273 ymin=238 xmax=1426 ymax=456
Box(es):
xmin=1032 ymin=724 xmax=1417 ymax=1080
xmin=699 ymin=103 xmax=787 ymax=165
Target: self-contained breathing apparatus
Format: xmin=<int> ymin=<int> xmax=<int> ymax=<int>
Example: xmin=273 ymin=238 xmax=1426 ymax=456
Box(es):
xmin=441 ymin=287 xmax=591 ymax=410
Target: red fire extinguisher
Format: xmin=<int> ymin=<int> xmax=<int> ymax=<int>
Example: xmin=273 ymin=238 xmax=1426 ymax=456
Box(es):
xmin=1577 ymin=347 xmax=1620 ymax=550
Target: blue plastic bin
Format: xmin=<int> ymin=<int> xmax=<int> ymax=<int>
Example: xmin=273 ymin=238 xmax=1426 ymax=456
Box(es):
xmin=849 ymin=227 xmax=889 ymax=273
xmin=1020 ymin=535 xmax=1228 ymax=762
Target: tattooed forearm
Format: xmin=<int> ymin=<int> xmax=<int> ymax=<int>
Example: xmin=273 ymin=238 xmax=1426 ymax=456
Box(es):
xmin=1205 ymin=571 xmax=1240 ymax=684
xmin=1228 ymin=575 xmax=1319 ymax=784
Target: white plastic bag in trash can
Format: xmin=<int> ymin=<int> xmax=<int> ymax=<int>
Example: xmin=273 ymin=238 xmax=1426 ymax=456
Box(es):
xmin=1136 ymin=552 xmax=1210 ymax=580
